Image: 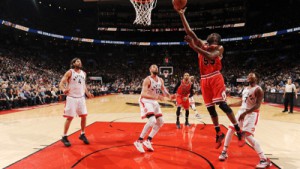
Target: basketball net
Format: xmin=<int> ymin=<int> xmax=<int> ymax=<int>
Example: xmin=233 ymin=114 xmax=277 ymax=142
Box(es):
xmin=130 ymin=0 xmax=157 ymax=26
xmin=163 ymin=71 xmax=169 ymax=78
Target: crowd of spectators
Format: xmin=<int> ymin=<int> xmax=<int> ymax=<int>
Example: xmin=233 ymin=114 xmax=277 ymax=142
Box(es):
xmin=1 ymin=37 xmax=300 ymax=110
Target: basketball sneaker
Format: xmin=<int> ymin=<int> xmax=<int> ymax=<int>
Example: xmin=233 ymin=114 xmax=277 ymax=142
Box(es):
xmin=176 ymin=120 xmax=181 ymax=129
xmin=143 ymin=140 xmax=154 ymax=151
xmin=218 ymin=151 xmax=228 ymax=161
xmin=236 ymin=131 xmax=246 ymax=147
xmin=134 ymin=141 xmax=145 ymax=153
xmin=256 ymin=158 xmax=271 ymax=168
xmin=184 ymin=121 xmax=190 ymax=127
xmin=215 ymin=132 xmax=225 ymax=149
xmin=79 ymin=134 xmax=90 ymax=144
xmin=61 ymin=136 xmax=71 ymax=147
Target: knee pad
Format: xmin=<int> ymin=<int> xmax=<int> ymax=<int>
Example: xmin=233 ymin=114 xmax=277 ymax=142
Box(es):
xmin=219 ymin=102 xmax=233 ymax=114
xmin=207 ymin=106 xmax=218 ymax=118
xmin=148 ymin=116 xmax=157 ymax=127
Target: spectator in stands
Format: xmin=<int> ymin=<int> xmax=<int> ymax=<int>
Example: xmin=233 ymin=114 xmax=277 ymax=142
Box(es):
xmin=0 ymin=89 xmax=11 ymax=110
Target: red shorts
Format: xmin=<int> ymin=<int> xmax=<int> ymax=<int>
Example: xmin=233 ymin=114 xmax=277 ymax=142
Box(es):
xmin=201 ymin=72 xmax=226 ymax=107
xmin=176 ymin=95 xmax=189 ymax=110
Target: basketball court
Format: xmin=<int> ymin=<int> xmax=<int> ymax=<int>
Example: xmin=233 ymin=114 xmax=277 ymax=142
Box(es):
xmin=1 ymin=94 xmax=299 ymax=168
xmin=0 ymin=0 xmax=300 ymax=169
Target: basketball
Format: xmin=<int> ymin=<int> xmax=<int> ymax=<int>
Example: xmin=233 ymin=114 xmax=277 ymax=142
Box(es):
xmin=172 ymin=0 xmax=187 ymax=10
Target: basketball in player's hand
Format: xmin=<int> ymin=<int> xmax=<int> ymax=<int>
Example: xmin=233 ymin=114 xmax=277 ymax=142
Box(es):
xmin=172 ymin=0 xmax=187 ymax=10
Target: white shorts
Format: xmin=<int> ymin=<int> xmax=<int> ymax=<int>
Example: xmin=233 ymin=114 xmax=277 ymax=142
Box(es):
xmin=229 ymin=109 xmax=259 ymax=135
xmin=189 ymin=97 xmax=195 ymax=106
xmin=64 ymin=96 xmax=87 ymax=118
xmin=139 ymin=97 xmax=162 ymax=119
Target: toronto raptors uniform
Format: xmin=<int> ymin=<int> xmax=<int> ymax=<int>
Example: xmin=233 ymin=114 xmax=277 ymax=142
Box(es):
xmin=229 ymin=85 xmax=261 ymax=135
xmin=199 ymin=44 xmax=226 ymax=107
xmin=64 ymin=69 xmax=87 ymax=118
xmin=139 ymin=76 xmax=162 ymax=119
xmin=175 ymin=80 xmax=192 ymax=110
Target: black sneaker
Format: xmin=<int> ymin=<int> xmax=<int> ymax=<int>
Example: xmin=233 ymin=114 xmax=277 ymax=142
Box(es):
xmin=184 ymin=121 xmax=190 ymax=126
xmin=176 ymin=121 xmax=181 ymax=129
xmin=79 ymin=134 xmax=90 ymax=144
xmin=282 ymin=110 xmax=288 ymax=113
xmin=61 ymin=136 xmax=71 ymax=147
xmin=215 ymin=132 xmax=225 ymax=149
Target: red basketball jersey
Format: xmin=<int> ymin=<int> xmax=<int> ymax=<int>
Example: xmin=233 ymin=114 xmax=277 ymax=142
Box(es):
xmin=177 ymin=80 xmax=192 ymax=97
xmin=198 ymin=45 xmax=222 ymax=75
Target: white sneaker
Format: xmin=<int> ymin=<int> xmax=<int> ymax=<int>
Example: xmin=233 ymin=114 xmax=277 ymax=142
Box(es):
xmin=195 ymin=113 xmax=201 ymax=119
xmin=256 ymin=158 xmax=271 ymax=168
xmin=134 ymin=141 xmax=145 ymax=153
xmin=143 ymin=140 xmax=154 ymax=151
xmin=218 ymin=151 xmax=228 ymax=161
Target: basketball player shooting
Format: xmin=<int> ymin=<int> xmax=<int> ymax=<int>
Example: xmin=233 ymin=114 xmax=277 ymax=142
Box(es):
xmin=59 ymin=58 xmax=94 ymax=147
xmin=175 ymin=7 xmax=244 ymax=149
xmin=219 ymin=73 xmax=271 ymax=168
xmin=134 ymin=64 xmax=171 ymax=153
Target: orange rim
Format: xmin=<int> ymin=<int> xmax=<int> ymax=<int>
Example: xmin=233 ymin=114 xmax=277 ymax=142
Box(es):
xmin=133 ymin=0 xmax=153 ymax=4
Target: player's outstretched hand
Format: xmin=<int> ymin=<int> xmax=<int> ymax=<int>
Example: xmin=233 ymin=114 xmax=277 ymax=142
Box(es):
xmin=158 ymin=95 xmax=165 ymax=101
xmin=170 ymin=94 xmax=176 ymax=100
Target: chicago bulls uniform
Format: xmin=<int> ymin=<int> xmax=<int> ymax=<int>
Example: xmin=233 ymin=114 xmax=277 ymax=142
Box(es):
xmin=199 ymin=45 xmax=226 ymax=107
xmin=174 ymin=80 xmax=193 ymax=110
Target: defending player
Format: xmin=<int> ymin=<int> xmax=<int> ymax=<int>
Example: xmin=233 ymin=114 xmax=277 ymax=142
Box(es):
xmin=134 ymin=64 xmax=171 ymax=153
xmin=219 ymin=73 xmax=270 ymax=168
xmin=173 ymin=73 xmax=193 ymax=129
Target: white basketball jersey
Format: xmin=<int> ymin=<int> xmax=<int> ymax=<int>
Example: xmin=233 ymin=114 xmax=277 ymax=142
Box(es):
xmin=241 ymin=85 xmax=261 ymax=109
xmin=147 ymin=76 xmax=162 ymax=99
xmin=68 ymin=69 xmax=86 ymax=97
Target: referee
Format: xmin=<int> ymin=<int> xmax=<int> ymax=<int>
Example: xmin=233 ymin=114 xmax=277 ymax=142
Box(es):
xmin=282 ymin=77 xmax=298 ymax=113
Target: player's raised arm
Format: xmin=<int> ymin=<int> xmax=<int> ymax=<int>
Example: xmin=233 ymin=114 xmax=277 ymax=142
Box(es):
xmin=59 ymin=70 xmax=71 ymax=94
xmin=185 ymin=35 xmax=224 ymax=60
xmin=176 ymin=8 xmax=204 ymax=47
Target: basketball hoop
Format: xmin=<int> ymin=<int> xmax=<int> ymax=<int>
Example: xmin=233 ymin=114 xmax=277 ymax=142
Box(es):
xmin=130 ymin=0 xmax=157 ymax=26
